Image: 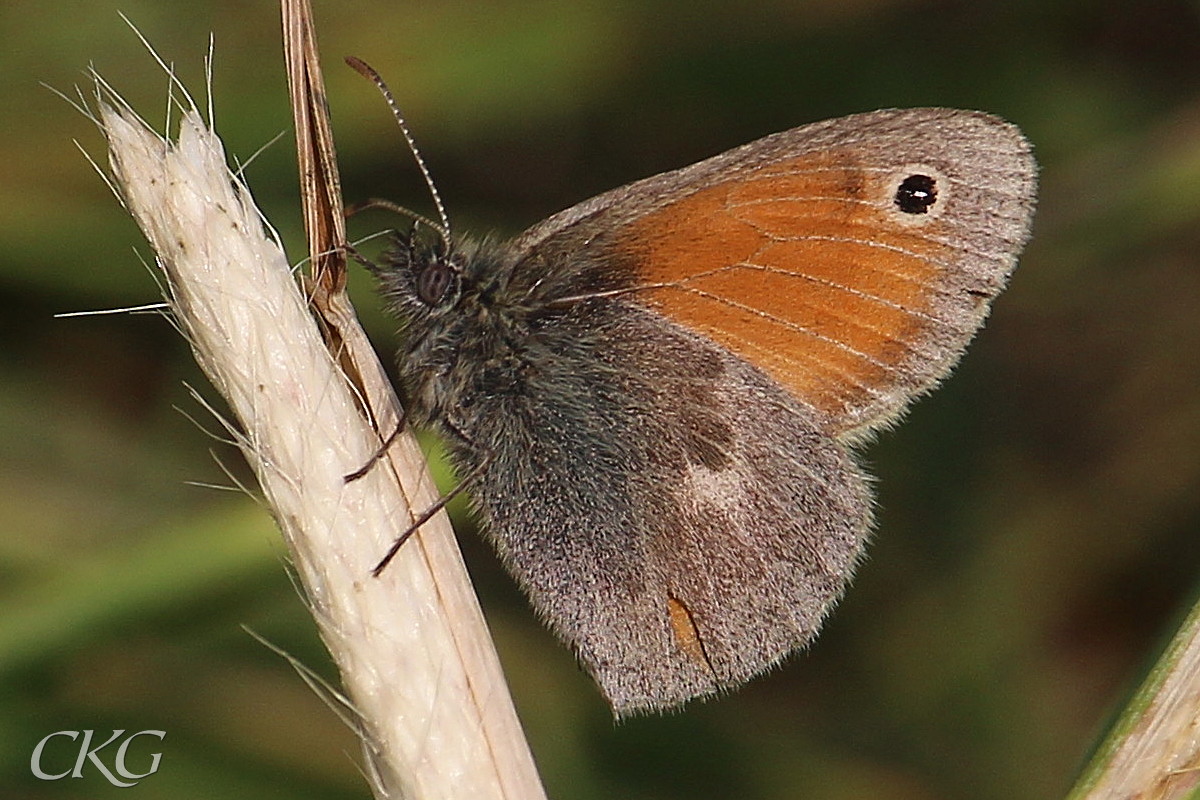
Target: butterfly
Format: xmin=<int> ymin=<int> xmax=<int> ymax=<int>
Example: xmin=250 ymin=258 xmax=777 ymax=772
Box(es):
xmin=363 ymin=97 xmax=1036 ymax=717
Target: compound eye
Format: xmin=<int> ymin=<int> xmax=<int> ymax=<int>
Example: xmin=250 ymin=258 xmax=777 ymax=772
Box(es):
xmin=416 ymin=260 xmax=455 ymax=306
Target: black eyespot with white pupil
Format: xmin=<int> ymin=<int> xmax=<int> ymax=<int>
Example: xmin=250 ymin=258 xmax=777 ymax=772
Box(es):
xmin=416 ymin=259 xmax=455 ymax=306
xmin=894 ymin=174 xmax=938 ymax=214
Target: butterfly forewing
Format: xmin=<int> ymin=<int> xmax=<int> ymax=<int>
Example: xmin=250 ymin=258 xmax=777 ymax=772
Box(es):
xmin=513 ymin=108 xmax=1036 ymax=437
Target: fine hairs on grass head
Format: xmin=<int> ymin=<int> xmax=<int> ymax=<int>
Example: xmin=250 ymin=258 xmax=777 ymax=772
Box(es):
xmin=73 ymin=16 xmax=544 ymax=799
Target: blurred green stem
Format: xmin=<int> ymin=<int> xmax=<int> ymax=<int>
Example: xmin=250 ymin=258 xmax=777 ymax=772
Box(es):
xmin=1068 ymin=594 xmax=1200 ymax=799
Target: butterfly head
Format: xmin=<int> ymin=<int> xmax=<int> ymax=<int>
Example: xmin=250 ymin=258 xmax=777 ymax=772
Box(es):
xmin=371 ymin=225 xmax=467 ymax=321
xmin=371 ymin=225 xmax=524 ymax=429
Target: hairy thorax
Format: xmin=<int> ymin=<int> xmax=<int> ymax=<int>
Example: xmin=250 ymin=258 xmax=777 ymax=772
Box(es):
xmin=399 ymin=286 xmax=531 ymax=436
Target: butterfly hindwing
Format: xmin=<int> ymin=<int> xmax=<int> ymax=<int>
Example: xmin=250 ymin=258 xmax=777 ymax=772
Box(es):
xmin=465 ymin=299 xmax=870 ymax=714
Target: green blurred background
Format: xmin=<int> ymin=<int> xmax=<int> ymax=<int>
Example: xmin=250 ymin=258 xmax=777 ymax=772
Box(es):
xmin=4 ymin=0 xmax=1200 ymax=798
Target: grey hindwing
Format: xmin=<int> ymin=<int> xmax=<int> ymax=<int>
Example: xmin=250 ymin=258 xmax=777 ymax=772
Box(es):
xmin=461 ymin=299 xmax=873 ymax=715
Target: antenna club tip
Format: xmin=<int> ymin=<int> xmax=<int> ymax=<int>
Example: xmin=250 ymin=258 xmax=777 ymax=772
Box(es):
xmin=343 ymin=59 xmax=453 ymax=240
xmin=345 ymin=55 xmax=374 ymax=79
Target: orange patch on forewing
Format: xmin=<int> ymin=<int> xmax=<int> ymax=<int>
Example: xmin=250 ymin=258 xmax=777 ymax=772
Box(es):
xmin=620 ymin=186 xmax=766 ymax=276
xmin=666 ymin=595 xmax=711 ymax=671
xmin=617 ymin=151 xmax=957 ymax=422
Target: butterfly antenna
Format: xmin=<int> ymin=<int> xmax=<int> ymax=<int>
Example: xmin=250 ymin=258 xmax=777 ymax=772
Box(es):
xmin=345 ymin=56 xmax=451 ymax=246
xmin=346 ymin=197 xmax=446 ymax=235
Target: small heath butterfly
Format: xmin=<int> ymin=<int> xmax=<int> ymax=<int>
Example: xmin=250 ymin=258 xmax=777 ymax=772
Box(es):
xmin=361 ymin=74 xmax=1037 ymax=715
